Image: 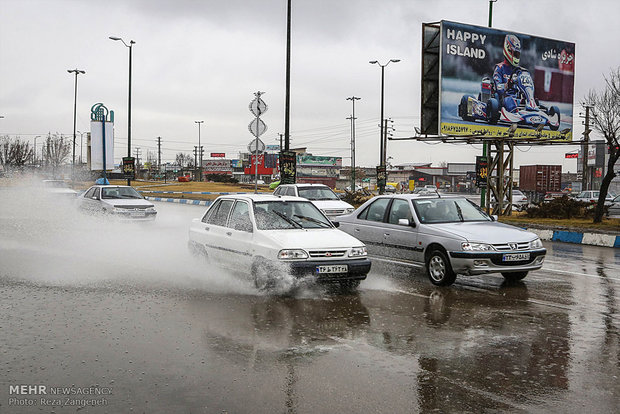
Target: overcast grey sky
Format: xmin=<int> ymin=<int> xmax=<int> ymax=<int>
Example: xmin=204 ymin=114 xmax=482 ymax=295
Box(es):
xmin=1 ymin=0 xmax=619 ymax=172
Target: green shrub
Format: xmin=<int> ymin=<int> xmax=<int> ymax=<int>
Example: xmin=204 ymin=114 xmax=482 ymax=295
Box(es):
xmin=524 ymin=196 xmax=607 ymax=219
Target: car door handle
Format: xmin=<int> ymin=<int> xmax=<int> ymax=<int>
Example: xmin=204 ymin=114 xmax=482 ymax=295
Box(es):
xmin=226 ymin=231 xmax=232 ymax=236
xmin=354 ymin=228 xmax=360 ymax=232
xmin=204 ymin=227 xmax=210 ymax=231
xmin=384 ymin=233 xmax=390 ymax=237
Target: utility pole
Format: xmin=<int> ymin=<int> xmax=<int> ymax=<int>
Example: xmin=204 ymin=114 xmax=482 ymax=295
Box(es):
xmin=581 ymin=105 xmax=593 ymax=191
xmin=279 ymin=133 xmax=283 ymax=151
xmin=134 ymin=147 xmax=141 ymax=178
xmin=195 ymin=121 xmax=204 ymax=181
xmin=193 ymin=146 xmax=198 ymax=181
xmin=346 ymin=96 xmax=361 ymax=191
xmin=157 ymin=136 xmax=162 ymax=175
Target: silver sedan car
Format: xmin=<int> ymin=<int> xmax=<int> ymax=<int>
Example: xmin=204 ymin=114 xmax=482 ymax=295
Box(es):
xmin=333 ymin=194 xmax=546 ymax=286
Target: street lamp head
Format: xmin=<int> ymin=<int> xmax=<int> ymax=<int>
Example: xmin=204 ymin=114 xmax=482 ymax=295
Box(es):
xmin=109 ymin=36 xmax=121 ymax=41
xmin=390 ymin=59 xmax=401 ymax=63
xmin=369 ymin=60 xmax=378 ymax=64
xmin=195 ymin=120 xmax=204 ymax=124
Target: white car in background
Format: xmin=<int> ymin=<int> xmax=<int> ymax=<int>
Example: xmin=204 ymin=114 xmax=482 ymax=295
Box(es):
xmin=188 ymin=194 xmax=371 ymax=290
xmin=78 ymin=185 xmax=157 ymax=220
xmin=42 ymin=180 xmax=78 ymax=197
xmin=574 ymin=190 xmax=617 ymax=205
xmin=273 ymin=183 xmax=355 ymax=220
xmin=607 ymin=195 xmax=620 ymax=217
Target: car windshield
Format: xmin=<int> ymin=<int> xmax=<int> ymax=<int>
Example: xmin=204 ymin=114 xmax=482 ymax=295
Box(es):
xmin=413 ymin=198 xmax=491 ymax=223
xmin=297 ymin=187 xmax=339 ymax=201
xmin=101 ymin=187 xmax=143 ymax=199
xmin=254 ymin=200 xmax=332 ymax=230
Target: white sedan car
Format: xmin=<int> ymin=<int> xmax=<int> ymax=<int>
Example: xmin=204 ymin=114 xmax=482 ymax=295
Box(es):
xmin=273 ymin=184 xmax=355 ymax=220
xmin=188 ymin=194 xmax=371 ymax=290
xmin=78 ymin=185 xmax=157 ymax=221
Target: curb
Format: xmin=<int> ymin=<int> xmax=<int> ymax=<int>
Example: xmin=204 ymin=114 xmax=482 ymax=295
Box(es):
xmin=526 ymin=228 xmax=620 ymax=248
xmin=145 ymin=197 xmax=212 ymax=206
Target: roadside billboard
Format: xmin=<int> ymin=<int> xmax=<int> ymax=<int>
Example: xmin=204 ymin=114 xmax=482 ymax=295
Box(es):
xmin=438 ymin=20 xmax=574 ymax=141
xmin=204 ymin=159 xmax=231 ymax=174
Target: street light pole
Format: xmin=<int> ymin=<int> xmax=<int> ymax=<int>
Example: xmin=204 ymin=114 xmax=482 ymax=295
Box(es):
xmin=195 ymin=121 xmax=204 ymax=181
xmin=369 ymin=59 xmax=400 ymax=194
xmin=67 ymin=69 xmax=85 ymax=177
xmin=109 ymin=36 xmax=135 ymax=186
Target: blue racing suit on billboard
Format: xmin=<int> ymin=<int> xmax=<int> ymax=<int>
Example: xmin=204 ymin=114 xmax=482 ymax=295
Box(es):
xmin=492 ymin=60 xmax=519 ymax=113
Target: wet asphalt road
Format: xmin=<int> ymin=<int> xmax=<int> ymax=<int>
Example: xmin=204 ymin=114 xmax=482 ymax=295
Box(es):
xmin=1 ymin=192 xmax=619 ymax=413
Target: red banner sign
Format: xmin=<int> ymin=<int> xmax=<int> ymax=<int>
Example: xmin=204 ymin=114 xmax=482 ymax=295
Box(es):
xmin=564 ymin=153 xmax=578 ymax=159
xmin=211 ymin=153 xmax=225 ymax=158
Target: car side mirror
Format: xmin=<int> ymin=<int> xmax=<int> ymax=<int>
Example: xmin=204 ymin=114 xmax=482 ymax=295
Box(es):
xmin=332 ymin=221 xmax=340 ymax=228
xmin=491 ymin=215 xmax=498 ymax=221
xmin=398 ymin=218 xmax=415 ymax=228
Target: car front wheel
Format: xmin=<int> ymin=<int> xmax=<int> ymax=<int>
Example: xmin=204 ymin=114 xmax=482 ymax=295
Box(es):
xmin=426 ymin=249 xmax=457 ymax=286
xmin=252 ymin=260 xmax=276 ymax=291
xmin=501 ymin=271 xmax=528 ymax=282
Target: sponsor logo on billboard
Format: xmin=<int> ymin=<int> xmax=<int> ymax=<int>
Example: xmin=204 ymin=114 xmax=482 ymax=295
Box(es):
xmin=439 ymin=20 xmax=575 ymax=141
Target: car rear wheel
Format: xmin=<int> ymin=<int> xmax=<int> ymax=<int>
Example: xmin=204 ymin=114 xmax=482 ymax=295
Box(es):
xmin=502 ymin=271 xmax=528 ymax=281
xmin=426 ymin=249 xmax=457 ymax=286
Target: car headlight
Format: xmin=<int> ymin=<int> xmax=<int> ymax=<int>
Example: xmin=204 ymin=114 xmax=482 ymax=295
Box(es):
xmin=278 ymin=249 xmax=309 ymax=260
xmin=145 ymin=207 xmax=156 ymax=213
xmin=344 ymin=208 xmax=355 ymax=214
xmin=349 ymin=246 xmax=367 ymax=257
xmin=461 ymin=242 xmax=495 ymax=251
xmin=530 ymin=238 xmax=543 ymax=249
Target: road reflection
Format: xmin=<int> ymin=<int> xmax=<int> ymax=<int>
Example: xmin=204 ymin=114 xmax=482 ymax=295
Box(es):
xmin=186 ymin=273 xmax=575 ymax=411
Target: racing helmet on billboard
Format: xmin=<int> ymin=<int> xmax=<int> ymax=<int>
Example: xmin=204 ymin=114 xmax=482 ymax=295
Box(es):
xmin=503 ymin=34 xmax=521 ymax=66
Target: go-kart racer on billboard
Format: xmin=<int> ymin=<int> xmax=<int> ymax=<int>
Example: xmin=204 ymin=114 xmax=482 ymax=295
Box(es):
xmin=458 ymin=33 xmax=560 ymax=131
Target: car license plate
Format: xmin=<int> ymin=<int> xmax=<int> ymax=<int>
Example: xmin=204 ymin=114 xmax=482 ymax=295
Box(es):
xmin=503 ymin=253 xmax=530 ymax=262
xmin=316 ymin=265 xmax=348 ymax=274
xmin=131 ymin=211 xmax=145 ymax=217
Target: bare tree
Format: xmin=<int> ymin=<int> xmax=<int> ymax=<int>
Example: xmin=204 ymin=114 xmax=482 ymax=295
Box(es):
xmin=44 ymin=133 xmax=71 ymax=172
xmin=0 ymin=136 xmax=33 ymax=168
xmin=175 ymin=152 xmax=194 ymax=172
xmin=586 ymin=67 xmax=620 ymax=223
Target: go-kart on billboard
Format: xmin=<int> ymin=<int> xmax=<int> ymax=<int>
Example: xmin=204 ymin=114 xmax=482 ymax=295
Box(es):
xmin=439 ymin=21 xmax=574 ymax=141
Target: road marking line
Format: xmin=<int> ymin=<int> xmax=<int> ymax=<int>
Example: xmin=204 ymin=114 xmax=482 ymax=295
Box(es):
xmin=543 ymin=267 xmax=620 ymax=282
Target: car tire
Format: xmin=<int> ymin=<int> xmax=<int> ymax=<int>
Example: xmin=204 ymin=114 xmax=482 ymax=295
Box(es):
xmin=252 ymin=259 xmax=276 ymax=291
xmin=486 ymin=98 xmax=500 ymax=124
xmin=426 ymin=249 xmax=457 ymax=286
xmin=501 ymin=271 xmax=528 ymax=281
